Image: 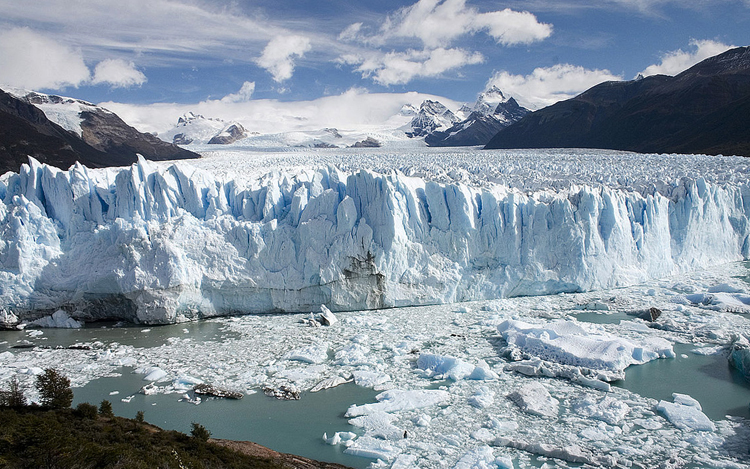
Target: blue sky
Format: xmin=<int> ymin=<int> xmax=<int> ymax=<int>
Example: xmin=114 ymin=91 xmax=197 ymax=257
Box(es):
xmin=0 ymin=0 xmax=748 ymax=110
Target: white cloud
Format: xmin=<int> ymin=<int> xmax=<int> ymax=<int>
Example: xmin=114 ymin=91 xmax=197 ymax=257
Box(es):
xmin=640 ymin=39 xmax=735 ymax=77
xmin=0 ymin=0 xmax=329 ymax=69
xmin=0 ymin=27 xmax=90 ymax=89
xmin=256 ymin=35 xmax=312 ymax=82
xmin=487 ymin=64 xmax=622 ymax=109
xmin=375 ymin=0 xmax=552 ymax=48
xmin=339 ymin=23 xmax=364 ymax=42
xmin=101 ymin=88 xmax=464 ymax=136
xmin=92 ymin=59 xmax=146 ymax=88
xmin=220 ymin=81 xmax=256 ymax=103
xmin=346 ymin=48 xmax=484 ymax=86
xmin=338 ymin=0 xmax=551 ymax=86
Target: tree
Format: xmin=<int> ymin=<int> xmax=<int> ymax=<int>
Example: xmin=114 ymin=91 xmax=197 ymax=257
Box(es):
xmin=0 ymin=376 xmax=27 ymax=407
xmin=99 ymin=400 xmax=114 ymax=418
xmin=35 ymin=368 xmax=73 ymax=409
xmin=135 ymin=410 xmax=145 ymax=423
xmin=190 ymin=422 xmax=211 ymax=442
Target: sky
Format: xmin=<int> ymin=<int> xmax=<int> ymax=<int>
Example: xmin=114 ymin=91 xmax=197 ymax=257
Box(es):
xmin=0 ymin=0 xmax=748 ymax=129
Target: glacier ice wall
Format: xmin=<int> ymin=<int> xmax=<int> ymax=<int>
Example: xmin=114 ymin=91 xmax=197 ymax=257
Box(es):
xmin=1 ymin=157 xmax=749 ymax=324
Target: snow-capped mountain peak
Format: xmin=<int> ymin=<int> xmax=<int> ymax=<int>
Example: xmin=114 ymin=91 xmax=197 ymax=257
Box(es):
xmin=472 ymin=85 xmax=509 ymax=116
xmin=407 ymin=100 xmax=460 ymax=137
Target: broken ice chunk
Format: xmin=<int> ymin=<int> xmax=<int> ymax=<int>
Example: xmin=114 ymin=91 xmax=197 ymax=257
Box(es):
xmin=318 ymin=305 xmax=337 ymax=326
xmin=453 ymin=446 xmax=496 ymax=469
xmin=417 ymin=353 xmax=497 ymax=380
xmin=285 ymin=342 xmax=329 ymax=364
xmin=352 ymin=370 xmax=391 ymax=388
xmin=345 ymin=389 xmax=450 ymax=417
xmin=507 ymin=382 xmax=559 ymax=418
xmin=572 ymin=395 xmax=630 ymax=425
xmin=656 ymin=394 xmax=715 ymax=431
xmin=310 ymin=375 xmax=351 ymax=392
xmin=468 ymin=386 xmax=495 ymax=408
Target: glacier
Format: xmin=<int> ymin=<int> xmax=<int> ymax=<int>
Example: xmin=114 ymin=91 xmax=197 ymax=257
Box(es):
xmin=1 ymin=149 xmax=750 ymax=324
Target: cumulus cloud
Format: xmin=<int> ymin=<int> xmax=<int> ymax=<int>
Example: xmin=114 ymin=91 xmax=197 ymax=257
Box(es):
xmin=220 ymin=81 xmax=256 ymax=103
xmin=346 ymin=48 xmax=484 ymax=86
xmin=91 ymin=59 xmax=146 ymax=88
xmin=338 ymin=0 xmax=551 ymax=86
xmin=256 ymin=35 xmax=312 ymax=82
xmin=487 ymin=64 xmax=622 ymax=109
xmin=640 ymin=39 xmax=735 ymax=77
xmin=0 ymin=27 xmax=90 ymax=89
xmin=375 ymin=0 xmax=552 ymax=48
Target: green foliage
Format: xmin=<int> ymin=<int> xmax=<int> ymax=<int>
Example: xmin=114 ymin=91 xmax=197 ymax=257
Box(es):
xmin=190 ymin=422 xmax=211 ymax=442
xmin=35 ymin=368 xmax=73 ymax=409
xmin=98 ymin=400 xmax=114 ymax=418
xmin=75 ymin=402 xmax=98 ymax=419
xmin=135 ymin=410 xmax=144 ymax=423
xmin=0 ymin=406 xmax=286 ymax=468
xmin=0 ymin=377 xmax=27 ymax=408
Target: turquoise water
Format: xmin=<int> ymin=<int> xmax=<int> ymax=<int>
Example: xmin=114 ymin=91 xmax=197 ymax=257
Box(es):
xmin=614 ymin=343 xmax=750 ymax=420
xmin=573 ymin=312 xmax=750 ymax=419
xmin=72 ymin=369 xmax=378 ymax=469
xmin=0 ymin=319 xmax=237 ymax=352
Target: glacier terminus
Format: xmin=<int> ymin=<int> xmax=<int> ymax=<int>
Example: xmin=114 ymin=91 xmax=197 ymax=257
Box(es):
xmin=1 ymin=147 xmax=749 ymax=325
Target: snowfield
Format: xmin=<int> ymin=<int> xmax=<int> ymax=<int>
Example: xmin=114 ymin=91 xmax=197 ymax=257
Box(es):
xmin=1 ymin=147 xmax=750 ymax=324
xmin=1 ymin=147 xmax=750 ymax=468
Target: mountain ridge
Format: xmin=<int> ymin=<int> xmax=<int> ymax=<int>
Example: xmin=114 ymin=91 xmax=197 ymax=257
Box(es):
xmin=485 ymin=46 xmax=750 ymax=156
xmin=0 ymin=88 xmax=199 ymax=174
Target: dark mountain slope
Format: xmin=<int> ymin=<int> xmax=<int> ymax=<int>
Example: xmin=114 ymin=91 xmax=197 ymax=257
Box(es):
xmin=485 ymin=46 xmax=750 ymax=156
xmin=0 ymin=89 xmax=199 ymax=174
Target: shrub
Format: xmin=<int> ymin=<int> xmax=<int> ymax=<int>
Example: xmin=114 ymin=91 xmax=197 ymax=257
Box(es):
xmin=99 ymin=399 xmax=114 ymax=418
xmin=190 ymin=422 xmax=211 ymax=442
xmin=35 ymin=368 xmax=73 ymax=409
xmin=75 ymin=402 xmax=98 ymax=419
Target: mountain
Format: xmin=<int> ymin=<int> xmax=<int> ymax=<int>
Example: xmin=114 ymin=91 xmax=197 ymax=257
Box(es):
xmin=485 ymin=46 xmax=750 ymax=156
xmin=406 ymin=100 xmax=460 ymax=137
xmin=0 ymin=88 xmax=198 ymax=174
xmin=426 ymin=87 xmax=530 ymax=147
xmin=162 ymin=112 xmax=249 ymax=145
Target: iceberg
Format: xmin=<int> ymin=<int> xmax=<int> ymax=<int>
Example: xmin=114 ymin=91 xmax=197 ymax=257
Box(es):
xmin=1 ymin=152 xmax=749 ymax=324
xmin=498 ymin=319 xmax=675 ymax=373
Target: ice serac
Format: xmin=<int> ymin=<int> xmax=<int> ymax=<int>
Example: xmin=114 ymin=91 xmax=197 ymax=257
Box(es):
xmin=1 ymin=157 xmax=750 ymax=324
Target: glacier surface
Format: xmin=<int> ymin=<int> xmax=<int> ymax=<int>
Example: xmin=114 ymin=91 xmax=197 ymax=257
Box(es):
xmin=1 ymin=148 xmax=750 ymax=324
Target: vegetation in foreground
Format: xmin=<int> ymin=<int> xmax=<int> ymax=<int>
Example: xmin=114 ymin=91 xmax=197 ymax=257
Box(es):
xmin=0 ymin=368 xmax=288 ymax=469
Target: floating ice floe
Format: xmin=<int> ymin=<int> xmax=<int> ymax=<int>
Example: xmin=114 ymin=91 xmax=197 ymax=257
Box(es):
xmin=498 ymin=319 xmax=675 ymax=373
xmin=656 ymin=393 xmax=715 ymax=431
xmin=352 ymin=369 xmax=391 ymax=388
xmin=417 ymin=353 xmax=499 ymax=380
xmin=345 ymin=389 xmax=450 ymax=417
xmin=310 ymin=375 xmax=351 ymax=392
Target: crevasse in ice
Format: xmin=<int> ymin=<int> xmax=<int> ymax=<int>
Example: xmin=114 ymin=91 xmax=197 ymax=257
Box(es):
xmin=1 ymin=155 xmax=749 ymax=323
